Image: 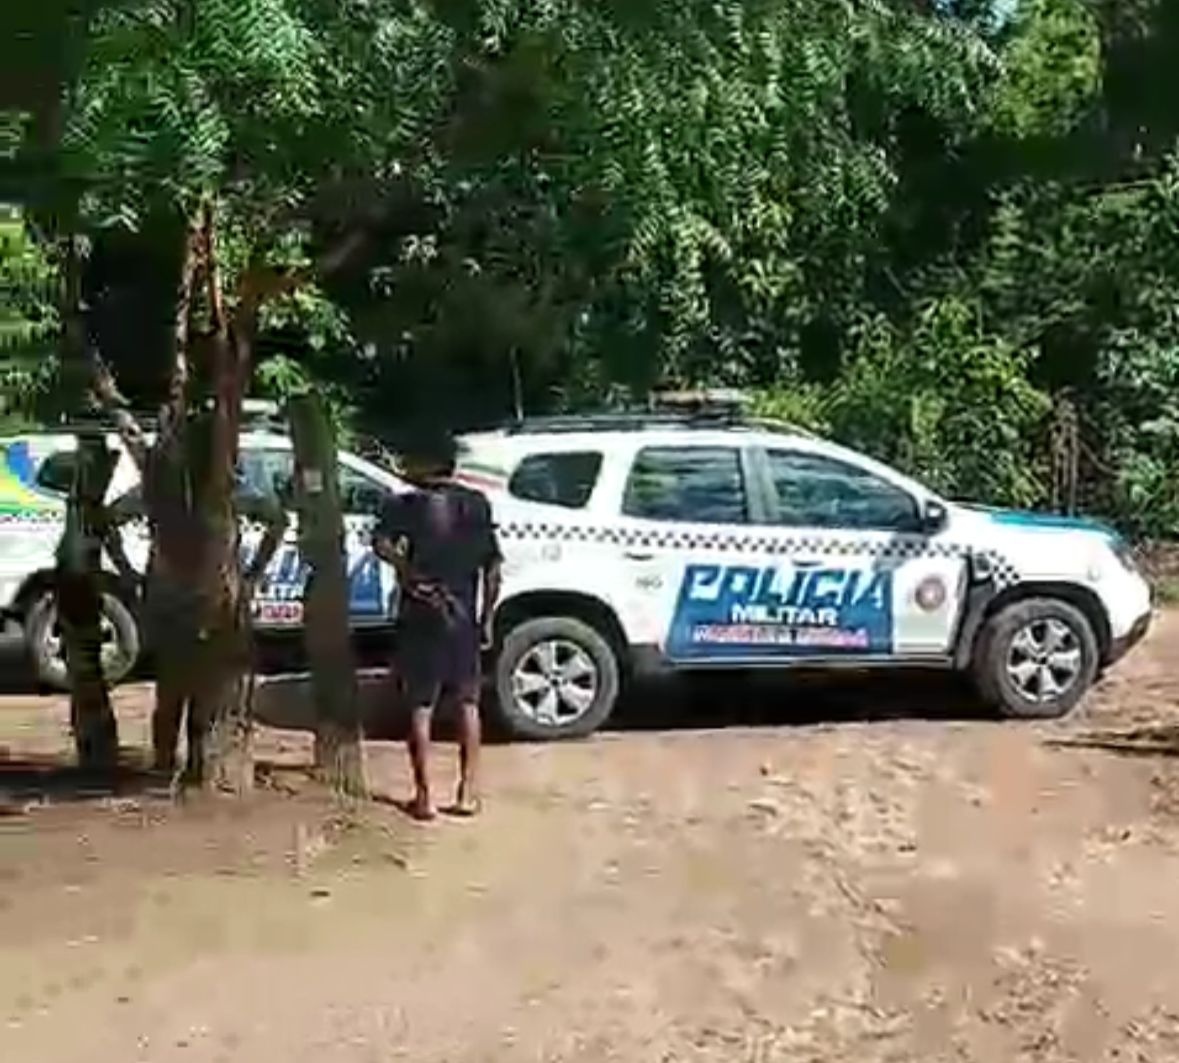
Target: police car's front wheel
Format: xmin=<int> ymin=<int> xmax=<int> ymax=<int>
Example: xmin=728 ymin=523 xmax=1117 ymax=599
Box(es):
xmin=25 ymin=590 xmax=142 ymax=691
xmin=973 ymin=598 xmax=1099 ymax=720
xmin=493 ymin=616 xmax=621 ymax=740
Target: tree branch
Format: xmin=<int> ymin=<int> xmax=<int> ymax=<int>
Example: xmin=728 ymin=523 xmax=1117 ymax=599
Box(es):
xmin=202 ymin=199 xmax=230 ymax=341
xmin=235 ymin=224 xmax=375 ymax=309
xmin=161 ymin=219 xmax=201 ymax=445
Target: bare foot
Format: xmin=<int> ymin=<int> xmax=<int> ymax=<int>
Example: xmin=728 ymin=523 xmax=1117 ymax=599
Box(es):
xmin=447 ymin=789 xmax=482 ymax=817
xmin=408 ymin=794 xmax=437 ymax=822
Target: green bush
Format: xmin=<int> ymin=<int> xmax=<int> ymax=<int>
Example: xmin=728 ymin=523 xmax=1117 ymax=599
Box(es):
xmin=755 ymin=297 xmax=1052 ymax=508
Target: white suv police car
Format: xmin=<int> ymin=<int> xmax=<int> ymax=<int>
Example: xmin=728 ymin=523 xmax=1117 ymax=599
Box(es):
xmin=0 ymin=423 xmax=403 ymax=688
xmin=457 ymin=411 xmax=1153 ymax=740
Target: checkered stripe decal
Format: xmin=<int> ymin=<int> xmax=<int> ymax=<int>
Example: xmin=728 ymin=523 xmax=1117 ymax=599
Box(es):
xmin=0 ymin=511 xmax=64 ymax=526
xmin=497 ymin=521 xmax=1022 ymax=587
xmin=974 ymin=550 xmax=1021 ymax=589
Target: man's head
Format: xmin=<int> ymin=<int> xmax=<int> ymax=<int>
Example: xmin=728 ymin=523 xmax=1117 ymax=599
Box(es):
xmin=396 ymin=423 xmax=457 ymax=485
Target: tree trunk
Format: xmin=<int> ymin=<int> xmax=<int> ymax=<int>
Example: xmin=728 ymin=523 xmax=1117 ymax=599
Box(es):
xmin=289 ymin=393 xmax=367 ymax=798
xmin=56 ymin=235 xmax=119 ymax=773
xmin=193 ymin=607 xmax=255 ymax=794
xmin=191 ymin=384 xmax=255 ymax=795
xmin=192 ymin=203 xmax=254 ymax=795
xmin=56 ymin=434 xmax=120 ymax=773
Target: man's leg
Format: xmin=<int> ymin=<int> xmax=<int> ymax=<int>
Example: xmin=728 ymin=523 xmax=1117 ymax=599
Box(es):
xmin=454 ymin=688 xmax=482 ymax=815
xmin=406 ymin=700 xmax=437 ymax=820
xmin=400 ymin=613 xmax=442 ymax=820
xmin=450 ymin=616 xmax=484 ymax=815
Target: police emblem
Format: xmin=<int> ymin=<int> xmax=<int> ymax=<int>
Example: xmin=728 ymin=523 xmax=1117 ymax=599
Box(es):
xmin=915 ymin=576 xmax=947 ymax=612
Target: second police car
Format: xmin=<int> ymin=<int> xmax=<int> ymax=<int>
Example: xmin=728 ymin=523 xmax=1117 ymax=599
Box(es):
xmin=0 ymin=417 xmax=404 ymax=688
xmin=455 ymin=407 xmax=1153 ymax=739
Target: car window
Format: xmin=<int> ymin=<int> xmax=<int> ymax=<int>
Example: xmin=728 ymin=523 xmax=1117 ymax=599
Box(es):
xmin=509 ymin=451 xmax=602 ymax=509
xmin=239 ymin=448 xmax=294 ymax=500
xmin=34 ymin=450 xmax=77 ymax=495
xmin=623 ymin=446 xmax=747 ymax=524
xmin=338 ymin=464 xmax=389 ymax=516
xmin=764 ymin=449 xmax=920 ymax=532
xmin=240 ymin=448 xmax=388 ymax=515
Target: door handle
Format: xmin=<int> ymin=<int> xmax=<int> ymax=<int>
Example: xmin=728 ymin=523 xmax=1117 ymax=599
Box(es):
xmin=624 ymin=551 xmax=655 ymax=562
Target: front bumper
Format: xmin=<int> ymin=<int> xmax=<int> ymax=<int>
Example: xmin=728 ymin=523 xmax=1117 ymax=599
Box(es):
xmin=1107 ymin=611 xmax=1153 ymax=666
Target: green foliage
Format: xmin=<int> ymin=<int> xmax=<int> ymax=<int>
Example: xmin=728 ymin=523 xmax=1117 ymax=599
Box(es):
xmin=754 ymin=298 xmax=1052 ymax=508
xmin=512 ymin=0 xmax=996 ymax=389
xmin=9 ymin=0 xmax=1179 ymax=540
xmin=0 ymin=208 xmax=59 ymax=431
xmin=826 ymin=299 xmax=1052 ymax=507
xmin=750 ymin=383 xmax=831 ymax=436
xmin=59 ymin=0 xmax=458 ymax=289
xmin=988 ymin=0 xmax=1102 ymax=138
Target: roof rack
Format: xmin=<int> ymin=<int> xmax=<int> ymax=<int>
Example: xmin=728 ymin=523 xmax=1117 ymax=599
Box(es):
xmin=35 ymin=398 xmax=288 ymax=437
xmin=503 ymin=409 xmax=742 ymax=435
xmin=499 ymin=387 xmax=744 ymax=434
xmin=43 ymin=411 xmax=159 ymax=435
xmin=652 ymin=388 xmax=749 ymax=413
xmin=500 ymin=389 xmax=818 ymax=439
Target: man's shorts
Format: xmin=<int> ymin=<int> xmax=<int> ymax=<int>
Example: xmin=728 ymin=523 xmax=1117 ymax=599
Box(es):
xmin=396 ymin=603 xmax=481 ymax=709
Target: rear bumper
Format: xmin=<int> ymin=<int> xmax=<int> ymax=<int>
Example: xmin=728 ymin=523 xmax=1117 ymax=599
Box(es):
xmin=1107 ymin=611 xmax=1152 ymax=666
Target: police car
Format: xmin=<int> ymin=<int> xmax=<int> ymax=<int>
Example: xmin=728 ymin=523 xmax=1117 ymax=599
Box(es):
xmin=457 ymin=405 xmax=1154 ymax=740
xmin=0 ymin=416 xmax=404 ymax=688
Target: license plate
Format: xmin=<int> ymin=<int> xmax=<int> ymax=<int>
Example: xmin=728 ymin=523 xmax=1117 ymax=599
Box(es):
xmin=255 ymin=600 xmax=304 ymax=625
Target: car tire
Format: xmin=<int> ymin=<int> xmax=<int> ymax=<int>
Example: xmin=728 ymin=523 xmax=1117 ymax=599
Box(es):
xmin=972 ymin=597 xmax=1099 ymax=720
xmin=492 ymin=616 xmax=621 ymax=740
xmin=25 ymin=590 xmax=142 ymax=691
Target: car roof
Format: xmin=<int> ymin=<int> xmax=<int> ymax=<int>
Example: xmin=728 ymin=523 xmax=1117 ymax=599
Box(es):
xmin=458 ymin=421 xmax=936 ymax=501
xmin=461 ymin=423 xmax=811 ymax=456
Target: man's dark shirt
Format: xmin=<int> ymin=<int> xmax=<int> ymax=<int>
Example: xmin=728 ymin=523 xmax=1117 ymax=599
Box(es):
xmin=376 ymin=482 xmax=501 ymax=623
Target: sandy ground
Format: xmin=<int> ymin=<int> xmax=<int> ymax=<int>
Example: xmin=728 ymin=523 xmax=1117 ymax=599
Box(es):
xmin=2 ymin=613 xmax=1179 ymax=1062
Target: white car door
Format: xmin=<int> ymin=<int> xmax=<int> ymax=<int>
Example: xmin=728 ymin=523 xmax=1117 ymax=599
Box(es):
xmin=751 ymin=444 xmax=968 ymax=659
xmin=238 ymin=446 xmax=304 ymax=626
xmin=612 ymin=442 xmax=780 ymax=663
xmin=336 ymin=456 xmax=400 ymax=623
xmin=241 ymin=446 xmax=400 ymax=628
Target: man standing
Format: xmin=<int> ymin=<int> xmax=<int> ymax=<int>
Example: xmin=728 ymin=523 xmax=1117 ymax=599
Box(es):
xmin=373 ymin=428 xmax=502 ymax=821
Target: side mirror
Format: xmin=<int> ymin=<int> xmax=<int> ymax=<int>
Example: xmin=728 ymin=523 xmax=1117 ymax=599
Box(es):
xmin=921 ymin=499 xmax=948 ymax=534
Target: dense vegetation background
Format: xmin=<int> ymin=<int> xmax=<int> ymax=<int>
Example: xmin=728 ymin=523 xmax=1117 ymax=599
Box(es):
xmin=3 ymin=0 xmax=1178 ymax=538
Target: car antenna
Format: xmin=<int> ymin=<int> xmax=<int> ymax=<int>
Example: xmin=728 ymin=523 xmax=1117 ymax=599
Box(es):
xmin=509 ymin=349 xmax=525 ymax=423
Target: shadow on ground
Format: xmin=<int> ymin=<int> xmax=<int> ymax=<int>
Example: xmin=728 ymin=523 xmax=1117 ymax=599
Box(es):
xmin=253 ymin=666 xmax=991 ymax=744
xmin=0 ymin=752 xmax=163 ymax=809
xmin=1045 ymin=724 xmax=1179 ymax=760
xmin=612 ymin=670 xmax=988 ymax=732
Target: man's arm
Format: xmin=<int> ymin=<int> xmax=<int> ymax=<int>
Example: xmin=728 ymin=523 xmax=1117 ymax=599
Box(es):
xmin=372 ymin=494 xmax=413 ymax=590
xmin=476 ymin=494 xmax=503 ymax=647
xmin=373 ymin=532 xmax=411 ymax=582
xmin=480 ymin=557 xmax=502 ymax=648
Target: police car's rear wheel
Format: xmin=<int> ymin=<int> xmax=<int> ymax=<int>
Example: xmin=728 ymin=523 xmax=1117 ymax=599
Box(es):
xmin=493 ymin=617 xmax=620 ymax=740
xmin=973 ymin=598 xmax=1098 ymax=720
xmin=25 ymin=590 xmax=141 ymax=691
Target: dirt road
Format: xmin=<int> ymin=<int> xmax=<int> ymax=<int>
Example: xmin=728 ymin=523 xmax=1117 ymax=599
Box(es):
xmin=2 ymin=613 xmax=1179 ymax=1062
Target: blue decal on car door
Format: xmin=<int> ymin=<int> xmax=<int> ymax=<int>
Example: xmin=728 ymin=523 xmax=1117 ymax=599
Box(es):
xmin=667 ymin=561 xmax=894 ymax=660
